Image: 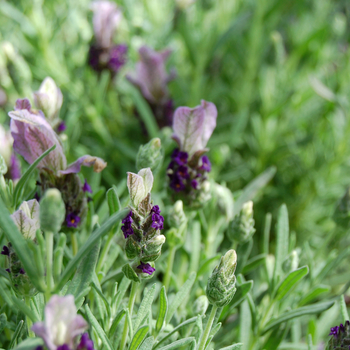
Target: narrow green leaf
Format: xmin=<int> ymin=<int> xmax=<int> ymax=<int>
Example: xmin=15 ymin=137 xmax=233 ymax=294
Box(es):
xmin=134 ymin=284 xmax=156 ymax=331
xmin=234 ymin=167 xmax=276 ymax=216
xmin=154 ymin=317 xmax=197 ymax=349
xmin=13 ymin=145 xmax=56 ymax=207
xmin=262 ymin=301 xmax=335 ymax=334
xmin=273 ymin=204 xmax=289 ymax=283
xmin=130 ymin=325 xmax=149 ymax=350
xmin=109 ymin=309 xmax=126 ymax=337
xmin=218 ymin=344 xmax=243 ymax=350
xmin=0 ymin=198 xmax=45 ymax=291
xmin=107 ymin=185 xmax=121 ymax=215
xmin=113 ymin=277 xmax=130 ymax=311
xmin=166 ymin=272 xmax=196 ymax=323
xmin=66 ymin=240 xmax=101 ymax=298
xmin=14 ymin=338 xmax=43 ymax=350
xmin=85 ymin=304 xmax=113 ymax=350
xmin=11 ymin=297 xmax=38 ymax=322
xmin=340 ymin=295 xmax=349 ymax=323
xmin=9 ymin=320 xmax=24 ymax=349
xmin=91 ymin=281 xmax=111 ymax=318
xmin=0 ymin=314 xmax=7 ymax=333
xmin=276 ymin=266 xmax=309 ymax=300
xmin=55 ymin=208 xmax=128 ymax=291
xmin=156 ymin=337 xmax=195 ymax=350
xmin=0 ymin=278 xmax=14 ymax=307
xmin=242 ymin=254 xmax=266 ymax=274
xmin=156 ymin=287 xmax=168 ymax=333
xmin=139 ymin=336 xmax=154 ymax=350
xmin=298 ymin=285 xmax=330 ymax=306
xmin=197 ymin=255 xmax=221 ymax=277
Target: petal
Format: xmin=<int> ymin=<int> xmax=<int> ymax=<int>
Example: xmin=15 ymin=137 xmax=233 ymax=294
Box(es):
xmin=59 ymin=155 xmax=107 ymax=175
xmin=68 ymin=315 xmax=89 ymax=342
xmin=127 ymin=172 xmax=145 ymax=207
xmin=172 ymin=105 xmax=205 ymax=155
xmin=9 ymin=109 xmax=66 ymax=171
xmin=200 ymin=100 xmax=217 ymax=149
xmin=137 ymin=168 xmax=153 ymax=195
xmin=31 ymin=322 xmax=56 ymax=350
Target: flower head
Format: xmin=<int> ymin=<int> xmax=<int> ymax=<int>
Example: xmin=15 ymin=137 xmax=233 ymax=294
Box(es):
xmin=137 ymin=262 xmax=156 ymax=275
xmin=31 ymin=295 xmax=88 ymax=350
xmin=66 ymin=213 xmax=81 ymax=228
xmin=127 ymin=46 xmax=176 ymax=105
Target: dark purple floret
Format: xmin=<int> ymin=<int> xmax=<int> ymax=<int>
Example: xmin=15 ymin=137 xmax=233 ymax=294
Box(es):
xmin=200 ymin=155 xmax=211 ymax=172
xmin=57 ymin=345 xmax=71 ymax=350
xmin=35 ymin=346 xmax=44 ymax=350
xmin=34 ymin=192 xmax=41 ymax=201
xmin=151 ymin=213 xmax=164 ymax=230
xmin=108 ymin=44 xmax=128 ymax=72
xmin=57 ymin=121 xmax=67 ymax=133
xmin=82 ymin=179 xmax=93 ymax=194
xmin=170 ymin=175 xmax=185 ymax=192
xmin=329 ymin=326 xmax=339 ymax=336
xmin=19 ymin=268 xmax=25 ymax=275
xmin=151 ymin=205 xmax=161 ymax=214
xmin=121 ymin=211 xmax=134 ymax=238
xmin=1 ymin=245 xmax=9 ymax=256
xmin=6 ymin=268 xmax=10 ymax=273
xmin=77 ymin=333 xmax=95 ymax=350
xmin=66 ymin=213 xmax=81 ymax=228
xmin=88 ymin=45 xmax=101 ymax=71
xmin=171 ymin=149 xmax=188 ymax=166
xmin=178 ymin=165 xmax=190 ymax=179
xmin=191 ymin=179 xmax=198 ymax=189
xmin=10 ymin=154 xmax=21 ymax=180
xmin=137 ymin=262 xmax=155 ymax=275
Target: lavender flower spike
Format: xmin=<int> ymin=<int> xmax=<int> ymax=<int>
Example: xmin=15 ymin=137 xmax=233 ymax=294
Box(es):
xmin=172 ymin=100 xmax=217 ymax=156
xmin=127 ymin=46 xmax=176 ymax=104
xmin=32 ymin=295 xmax=88 ymax=350
xmin=91 ymin=1 xmax=121 ymax=49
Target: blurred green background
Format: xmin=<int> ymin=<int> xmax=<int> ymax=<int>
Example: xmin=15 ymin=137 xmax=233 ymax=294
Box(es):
xmin=1 ymin=0 xmax=350 ymax=246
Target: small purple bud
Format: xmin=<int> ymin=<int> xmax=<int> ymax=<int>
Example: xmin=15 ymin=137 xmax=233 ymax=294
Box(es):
xmin=66 ymin=213 xmax=81 ymax=228
xmin=151 ymin=213 xmax=164 ymax=230
xmin=82 ymin=179 xmax=93 ymax=194
xmin=15 ymin=98 xmax=31 ymax=111
xmin=137 ymin=261 xmax=155 ymax=275
xmin=57 ymin=345 xmax=71 ymax=350
xmin=19 ymin=268 xmax=25 ymax=275
xmin=329 ymin=326 xmax=339 ymax=336
xmin=191 ymin=179 xmax=198 ymax=189
xmin=178 ymin=165 xmax=190 ymax=179
xmin=57 ymin=121 xmax=67 ymax=133
xmin=6 ymin=268 xmax=10 ymax=273
xmin=200 ymin=155 xmax=211 ymax=172
xmin=77 ymin=332 xmax=95 ymax=350
xmin=121 ymin=211 xmax=134 ymax=238
xmin=1 ymin=245 xmax=9 ymax=256
xmin=151 ymin=205 xmax=161 ymax=214
xmin=108 ymin=44 xmax=128 ymax=73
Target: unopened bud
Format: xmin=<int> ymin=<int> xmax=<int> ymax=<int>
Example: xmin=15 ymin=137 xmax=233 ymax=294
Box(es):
xmin=125 ymin=237 xmax=141 ymax=260
xmin=168 ymin=200 xmax=187 ymax=228
xmin=141 ymin=235 xmax=166 ymax=261
xmin=213 ymin=183 xmax=234 ymax=221
xmin=136 ymin=138 xmax=163 ymax=173
xmin=228 ymin=201 xmax=255 ymax=243
xmin=193 ymin=295 xmax=209 ymax=315
xmin=33 ymin=77 xmax=63 ymax=121
xmin=206 ymin=250 xmax=237 ymax=307
xmin=282 ymin=249 xmax=299 ymax=273
xmin=40 ymin=189 xmax=65 ymax=233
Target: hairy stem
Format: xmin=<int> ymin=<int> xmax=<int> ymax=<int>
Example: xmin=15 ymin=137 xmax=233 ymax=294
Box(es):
xmin=198 ymin=305 xmax=218 ymax=350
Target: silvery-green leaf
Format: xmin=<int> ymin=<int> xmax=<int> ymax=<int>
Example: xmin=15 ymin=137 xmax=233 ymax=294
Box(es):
xmin=127 ymin=172 xmax=146 ymax=207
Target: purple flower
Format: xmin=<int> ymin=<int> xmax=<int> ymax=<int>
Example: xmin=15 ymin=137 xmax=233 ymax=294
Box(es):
xmin=151 ymin=213 xmax=164 ymax=230
xmin=200 ymin=155 xmax=211 ymax=172
xmin=35 ymin=346 xmax=44 ymax=350
xmin=191 ymin=179 xmax=198 ymax=189
xmin=8 ymin=99 xmax=107 ymax=176
xmin=91 ymin=1 xmax=121 ymax=49
xmin=121 ymin=211 xmax=134 ymax=238
xmin=57 ymin=122 xmax=66 ymax=133
xmin=19 ymin=268 xmax=25 ymax=274
xmin=172 ymin=100 xmax=217 ymax=156
xmin=151 ymin=205 xmax=161 ymax=214
xmin=177 ymin=165 xmax=190 ymax=179
xmin=66 ymin=213 xmax=81 ymax=228
xmin=171 ymin=149 xmax=188 ymax=166
xmin=10 ymin=153 xmax=21 ymax=180
xmin=1 ymin=245 xmax=9 ymax=256
xmin=82 ymin=179 xmax=93 ymax=194
xmin=137 ymin=262 xmax=155 ymax=275
xmin=77 ymin=333 xmax=94 ymax=350
xmin=31 ymin=295 xmax=88 ymax=350
xmin=329 ymin=326 xmax=339 ymax=336
xmin=170 ymin=175 xmax=185 ymax=192
xmin=108 ymin=44 xmax=128 ymax=72
xmin=127 ymin=46 xmax=176 ymax=105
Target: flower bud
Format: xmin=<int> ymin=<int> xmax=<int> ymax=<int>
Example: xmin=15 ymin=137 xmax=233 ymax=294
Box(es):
xmin=282 ymin=249 xmax=299 ymax=273
xmin=141 ymin=235 xmax=166 ymax=262
xmin=333 ymin=187 xmax=350 ymax=229
xmin=136 ymin=138 xmax=163 ymax=173
xmin=327 ymin=321 xmax=350 ymax=350
xmin=39 ymin=189 xmax=65 ymax=233
xmin=193 ymin=295 xmax=209 ymax=316
xmin=33 ymin=77 xmax=63 ymax=122
xmin=213 ymin=183 xmax=234 ymax=221
xmin=206 ymin=250 xmax=237 ymax=307
xmin=228 ymin=201 xmax=255 ymax=243
xmin=125 ymin=237 xmax=141 ymax=260
xmin=168 ymin=200 xmax=187 ymax=229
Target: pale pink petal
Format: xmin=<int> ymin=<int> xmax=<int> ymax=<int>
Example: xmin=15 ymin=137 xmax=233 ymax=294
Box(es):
xmin=59 ymin=155 xmax=107 ymax=175
xmin=200 ymin=100 xmax=217 ymax=149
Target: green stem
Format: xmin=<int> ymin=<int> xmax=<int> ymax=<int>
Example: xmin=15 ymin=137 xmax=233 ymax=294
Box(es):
xmin=96 ymin=230 xmax=114 ymax=279
xmin=164 ymin=246 xmax=176 ymax=291
xmin=120 ymin=281 xmax=138 ymax=350
xmin=45 ymin=231 xmax=54 ymax=301
xmin=25 ymin=297 xmax=34 ymax=338
xmin=198 ymin=305 xmax=218 ymax=350
xmin=71 ymin=232 xmax=78 ymax=256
